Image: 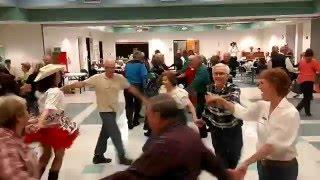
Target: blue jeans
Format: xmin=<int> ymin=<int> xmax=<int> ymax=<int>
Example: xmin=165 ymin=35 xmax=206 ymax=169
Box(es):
xmin=94 ymin=112 xmax=125 ymax=159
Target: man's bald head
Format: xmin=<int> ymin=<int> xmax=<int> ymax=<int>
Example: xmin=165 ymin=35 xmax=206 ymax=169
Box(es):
xmin=104 ymin=59 xmax=116 ymax=67
xmin=43 ymin=55 xmax=52 ymax=65
xmin=103 ymin=59 xmax=116 ymax=77
xmin=189 ymin=55 xmax=202 ymax=69
xmin=223 ymin=53 xmax=231 ymax=62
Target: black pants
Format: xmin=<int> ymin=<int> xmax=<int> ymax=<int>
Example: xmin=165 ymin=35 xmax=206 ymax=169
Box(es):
xmin=296 ymin=81 xmax=314 ymax=115
xmin=196 ymin=92 xmax=207 ymax=138
xmin=257 ymin=159 xmax=298 ymax=180
xmin=210 ymin=125 xmax=243 ymax=169
xmin=124 ymin=85 xmax=143 ymax=126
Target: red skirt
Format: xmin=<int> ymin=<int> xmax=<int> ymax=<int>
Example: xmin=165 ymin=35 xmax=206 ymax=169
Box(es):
xmin=24 ymin=126 xmax=79 ymax=150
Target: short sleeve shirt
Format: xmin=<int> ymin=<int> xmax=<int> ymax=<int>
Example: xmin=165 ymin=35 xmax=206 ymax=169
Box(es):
xmin=85 ymin=73 xmax=130 ymax=112
xmin=37 ymin=87 xmax=64 ymax=114
xmin=159 ymin=86 xmax=189 ymax=109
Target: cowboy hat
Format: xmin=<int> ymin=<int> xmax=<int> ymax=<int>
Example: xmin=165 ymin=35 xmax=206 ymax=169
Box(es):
xmin=34 ymin=64 xmax=64 ymax=82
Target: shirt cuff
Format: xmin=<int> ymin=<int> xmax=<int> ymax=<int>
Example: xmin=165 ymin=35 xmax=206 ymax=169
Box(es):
xmin=233 ymin=103 xmax=244 ymax=119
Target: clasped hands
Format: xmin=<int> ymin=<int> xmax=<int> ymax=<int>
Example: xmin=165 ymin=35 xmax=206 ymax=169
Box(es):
xmin=195 ymin=93 xmax=227 ymax=128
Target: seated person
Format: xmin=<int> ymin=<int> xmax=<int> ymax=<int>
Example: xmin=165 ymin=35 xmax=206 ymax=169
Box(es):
xmin=0 ymin=95 xmax=39 ymax=179
xmin=102 ymin=94 xmax=243 ymax=180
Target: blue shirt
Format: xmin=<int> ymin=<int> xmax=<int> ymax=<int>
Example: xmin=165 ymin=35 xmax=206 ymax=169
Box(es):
xmin=124 ymin=60 xmax=148 ymax=86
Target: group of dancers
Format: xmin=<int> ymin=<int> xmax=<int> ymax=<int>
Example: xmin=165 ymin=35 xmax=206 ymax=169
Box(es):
xmin=0 ymin=53 xmax=301 ymax=180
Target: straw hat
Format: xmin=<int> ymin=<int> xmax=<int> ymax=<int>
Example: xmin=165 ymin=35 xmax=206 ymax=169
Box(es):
xmin=34 ymin=64 xmax=64 ymax=82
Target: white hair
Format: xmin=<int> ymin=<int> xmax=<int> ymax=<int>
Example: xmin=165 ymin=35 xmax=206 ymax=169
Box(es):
xmin=212 ymin=63 xmax=230 ymax=74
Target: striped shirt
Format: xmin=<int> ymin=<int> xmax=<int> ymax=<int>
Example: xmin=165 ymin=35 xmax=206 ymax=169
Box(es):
xmin=202 ymin=83 xmax=243 ymax=129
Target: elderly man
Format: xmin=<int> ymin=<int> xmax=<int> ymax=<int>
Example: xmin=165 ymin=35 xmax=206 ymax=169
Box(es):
xmin=103 ymin=94 xmax=244 ymax=180
xmin=124 ymin=51 xmax=148 ymax=129
xmin=221 ymin=53 xmax=239 ymax=78
xmin=43 ymin=55 xmax=53 ymax=65
xmin=201 ymin=63 xmax=243 ymax=169
xmin=63 ymin=60 xmax=145 ymax=165
xmin=268 ymin=46 xmax=294 ymax=72
xmin=188 ymin=55 xmax=211 ymax=117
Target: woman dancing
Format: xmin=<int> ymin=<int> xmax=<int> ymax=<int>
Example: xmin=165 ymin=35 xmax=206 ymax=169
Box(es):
xmin=25 ymin=64 xmax=78 ymax=180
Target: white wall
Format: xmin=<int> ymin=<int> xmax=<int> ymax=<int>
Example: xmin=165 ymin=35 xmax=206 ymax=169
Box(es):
xmin=43 ymin=27 xmax=113 ymax=72
xmin=261 ymin=24 xmax=287 ymax=53
xmin=113 ymin=29 xmax=264 ymax=65
xmin=0 ymin=24 xmax=44 ymax=71
xmin=302 ymin=20 xmax=311 ymax=52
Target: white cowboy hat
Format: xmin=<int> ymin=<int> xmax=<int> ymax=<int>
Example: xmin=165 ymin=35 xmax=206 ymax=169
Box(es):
xmin=34 ymin=64 xmax=65 ymax=82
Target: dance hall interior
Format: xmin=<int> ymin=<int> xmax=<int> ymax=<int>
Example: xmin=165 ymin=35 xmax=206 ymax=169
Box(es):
xmin=1 ymin=0 xmax=320 ymax=180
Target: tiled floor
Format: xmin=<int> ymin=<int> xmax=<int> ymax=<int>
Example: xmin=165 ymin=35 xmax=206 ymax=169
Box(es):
xmin=37 ymin=87 xmax=320 ymax=180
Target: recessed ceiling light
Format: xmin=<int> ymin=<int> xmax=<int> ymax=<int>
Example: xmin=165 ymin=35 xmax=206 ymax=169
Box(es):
xmin=181 ymin=26 xmax=188 ymax=30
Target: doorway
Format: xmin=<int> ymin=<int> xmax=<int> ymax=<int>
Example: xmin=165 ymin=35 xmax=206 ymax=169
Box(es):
xmin=115 ymin=42 xmax=149 ymax=60
xmin=173 ymin=40 xmax=199 ymax=56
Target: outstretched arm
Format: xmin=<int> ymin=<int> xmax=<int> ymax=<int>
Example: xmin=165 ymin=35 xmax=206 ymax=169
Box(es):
xmin=127 ymin=86 xmax=149 ymax=105
xmin=61 ymin=81 xmax=88 ymax=92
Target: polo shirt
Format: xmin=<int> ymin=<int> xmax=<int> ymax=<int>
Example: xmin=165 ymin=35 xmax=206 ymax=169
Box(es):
xmin=85 ymin=73 xmax=130 ymax=112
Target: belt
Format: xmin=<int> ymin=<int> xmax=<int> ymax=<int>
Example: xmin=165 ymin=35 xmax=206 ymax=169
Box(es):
xmin=260 ymin=158 xmax=297 ymax=167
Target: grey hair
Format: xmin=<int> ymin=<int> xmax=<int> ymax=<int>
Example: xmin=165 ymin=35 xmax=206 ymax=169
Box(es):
xmin=133 ymin=51 xmax=143 ymax=59
xmin=0 ymin=95 xmax=27 ymax=128
xmin=212 ymin=63 xmax=230 ymax=74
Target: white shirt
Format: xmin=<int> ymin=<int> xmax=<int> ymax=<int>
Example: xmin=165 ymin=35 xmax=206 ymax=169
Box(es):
xmin=234 ymin=98 xmax=300 ymax=161
xmin=229 ymin=46 xmax=239 ymax=57
xmin=37 ymin=87 xmax=64 ymax=114
xmin=159 ymin=86 xmax=189 ymax=109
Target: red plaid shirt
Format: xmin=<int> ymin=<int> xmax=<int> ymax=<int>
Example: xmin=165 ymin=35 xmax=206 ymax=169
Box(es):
xmin=0 ymin=128 xmax=39 ymax=180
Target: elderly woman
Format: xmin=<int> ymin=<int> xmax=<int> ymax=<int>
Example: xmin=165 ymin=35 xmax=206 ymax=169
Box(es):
xmin=159 ymin=71 xmax=199 ymax=124
xmin=0 ymin=95 xmax=39 ymax=179
xmin=206 ymin=68 xmax=300 ymax=180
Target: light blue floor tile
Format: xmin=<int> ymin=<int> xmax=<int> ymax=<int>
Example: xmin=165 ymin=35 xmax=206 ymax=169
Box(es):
xmin=82 ymin=164 xmax=105 ymax=174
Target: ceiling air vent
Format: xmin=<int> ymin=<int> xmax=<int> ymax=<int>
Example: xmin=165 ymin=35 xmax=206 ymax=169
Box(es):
xmin=83 ymin=0 xmax=101 ymax=4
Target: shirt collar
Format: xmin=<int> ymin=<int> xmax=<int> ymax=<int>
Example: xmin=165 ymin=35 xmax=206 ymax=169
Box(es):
xmin=276 ymin=98 xmax=290 ymax=109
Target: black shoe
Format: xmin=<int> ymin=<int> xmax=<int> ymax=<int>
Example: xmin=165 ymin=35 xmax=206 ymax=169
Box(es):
xmin=128 ymin=124 xmax=134 ymax=130
xmin=48 ymin=170 xmax=59 ymax=180
xmin=306 ymin=113 xmax=312 ymax=117
xmin=133 ymin=121 xmax=140 ymax=127
xmin=93 ymin=155 xmax=112 ymax=164
xmin=119 ymin=157 xmax=133 ymax=165
xmin=144 ymin=130 xmax=151 ymax=137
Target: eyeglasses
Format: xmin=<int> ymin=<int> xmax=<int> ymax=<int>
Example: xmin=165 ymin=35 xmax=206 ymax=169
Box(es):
xmin=213 ymin=72 xmax=227 ymax=77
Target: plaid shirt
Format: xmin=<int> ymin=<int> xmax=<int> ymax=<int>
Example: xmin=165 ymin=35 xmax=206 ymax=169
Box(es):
xmin=202 ymin=83 xmax=243 ymax=129
xmin=0 ymin=128 xmax=39 ymax=180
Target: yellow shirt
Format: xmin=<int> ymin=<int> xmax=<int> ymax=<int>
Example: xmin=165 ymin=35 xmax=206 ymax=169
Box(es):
xmin=85 ymin=73 xmax=130 ymax=112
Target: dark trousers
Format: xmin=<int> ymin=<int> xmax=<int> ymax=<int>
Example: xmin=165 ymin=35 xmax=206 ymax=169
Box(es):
xmin=296 ymin=81 xmax=314 ymax=115
xmin=124 ymin=85 xmax=143 ymax=126
xmin=94 ymin=112 xmax=125 ymax=159
xmin=210 ymin=125 xmax=243 ymax=169
xmin=257 ymin=159 xmax=298 ymax=180
xmin=196 ymin=92 xmax=207 ymax=138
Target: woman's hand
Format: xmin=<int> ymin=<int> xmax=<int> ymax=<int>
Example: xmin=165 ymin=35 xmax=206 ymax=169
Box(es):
xmin=228 ymin=168 xmax=247 ymax=180
xmin=237 ymin=163 xmax=249 ymax=174
xmin=205 ymin=93 xmax=225 ymax=106
xmin=193 ymin=119 xmax=206 ymax=127
xmin=25 ymin=124 xmax=38 ymax=134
